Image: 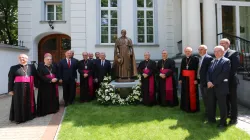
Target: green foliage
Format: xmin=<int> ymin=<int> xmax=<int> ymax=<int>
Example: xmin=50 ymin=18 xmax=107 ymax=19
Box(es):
xmin=0 ymin=0 xmax=18 ymax=45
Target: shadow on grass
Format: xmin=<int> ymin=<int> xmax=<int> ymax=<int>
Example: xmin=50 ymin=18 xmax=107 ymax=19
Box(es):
xmin=58 ymin=96 xmax=246 ymax=140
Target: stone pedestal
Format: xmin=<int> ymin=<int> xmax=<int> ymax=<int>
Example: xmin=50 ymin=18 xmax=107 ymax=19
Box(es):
xmin=110 ymin=80 xmax=140 ymax=98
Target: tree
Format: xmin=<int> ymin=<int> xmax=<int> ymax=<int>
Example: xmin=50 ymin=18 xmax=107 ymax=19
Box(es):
xmin=0 ymin=0 xmax=17 ymax=45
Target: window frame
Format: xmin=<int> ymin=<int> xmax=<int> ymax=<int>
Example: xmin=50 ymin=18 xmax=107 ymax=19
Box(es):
xmin=45 ymin=3 xmax=63 ymax=21
xmin=98 ymin=0 xmax=120 ymax=45
xmin=41 ymin=0 xmax=65 ymax=21
xmin=135 ymin=0 xmax=157 ymax=45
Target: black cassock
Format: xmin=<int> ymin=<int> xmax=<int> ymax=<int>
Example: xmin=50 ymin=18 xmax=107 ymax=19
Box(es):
xmin=157 ymin=59 xmax=179 ymax=107
xmin=8 ymin=64 xmax=37 ymax=123
xmin=179 ymin=56 xmax=200 ymax=112
xmin=138 ymin=60 xmax=157 ymax=106
xmin=37 ymin=64 xmax=59 ymax=116
xmin=78 ymin=59 xmax=95 ymax=102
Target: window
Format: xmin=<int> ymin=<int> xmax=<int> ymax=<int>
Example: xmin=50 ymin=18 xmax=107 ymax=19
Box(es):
xmin=100 ymin=0 xmax=118 ymax=44
xmin=46 ymin=3 xmax=63 ymax=21
xmin=137 ymin=0 xmax=154 ymax=44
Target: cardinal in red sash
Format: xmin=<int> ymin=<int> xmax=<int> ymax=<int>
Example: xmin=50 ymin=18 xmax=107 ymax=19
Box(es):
xmin=157 ymin=50 xmax=179 ymax=107
xmin=138 ymin=52 xmax=157 ymax=106
xmin=179 ymin=47 xmax=200 ymax=112
xmin=78 ymin=52 xmax=95 ymax=102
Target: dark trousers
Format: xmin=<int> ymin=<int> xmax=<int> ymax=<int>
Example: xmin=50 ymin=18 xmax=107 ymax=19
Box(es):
xmin=227 ymin=85 xmax=238 ymax=120
xmin=207 ymin=88 xmax=227 ymax=124
xmin=199 ymin=85 xmax=208 ymax=117
xmin=62 ymin=80 xmax=76 ymax=104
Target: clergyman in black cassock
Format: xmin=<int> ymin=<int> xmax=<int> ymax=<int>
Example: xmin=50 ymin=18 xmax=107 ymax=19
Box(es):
xmin=138 ymin=52 xmax=157 ymax=106
xmin=8 ymin=54 xmax=37 ymax=123
xmin=179 ymin=47 xmax=200 ymax=112
xmin=78 ymin=52 xmax=95 ymax=102
xmin=37 ymin=56 xmax=59 ymax=116
xmin=157 ymin=50 xmax=179 ymax=107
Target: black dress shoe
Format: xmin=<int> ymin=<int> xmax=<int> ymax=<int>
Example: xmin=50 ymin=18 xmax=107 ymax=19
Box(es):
xmin=217 ymin=123 xmax=227 ymax=128
xmin=229 ymin=119 xmax=238 ymax=125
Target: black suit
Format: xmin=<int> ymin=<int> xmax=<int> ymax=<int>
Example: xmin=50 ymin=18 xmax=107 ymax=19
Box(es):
xmin=95 ymin=59 xmax=111 ymax=84
xmin=207 ymin=57 xmax=230 ymax=124
xmin=58 ymin=58 xmax=78 ymax=104
xmin=198 ymin=54 xmax=213 ymax=116
xmin=224 ymin=49 xmax=240 ymax=121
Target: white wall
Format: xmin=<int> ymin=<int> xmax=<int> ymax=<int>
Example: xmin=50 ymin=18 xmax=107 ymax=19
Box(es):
xmin=0 ymin=46 xmax=29 ymax=94
xmin=85 ymin=0 xmax=178 ymax=61
xmin=71 ymin=0 xmax=87 ymax=60
xmin=18 ymin=0 xmax=71 ymax=63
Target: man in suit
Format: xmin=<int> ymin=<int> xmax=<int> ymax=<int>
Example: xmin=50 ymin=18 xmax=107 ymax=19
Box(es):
xmin=95 ymin=52 xmax=111 ymax=87
xmin=197 ymin=45 xmax=213 ymax=119
xmin=207 ymin=46 xmax=230 ymax=128
xmin=58 ymin=50 xmax=78 ymax=106
xmin=220 ymin=38 xmax=240 ymax=125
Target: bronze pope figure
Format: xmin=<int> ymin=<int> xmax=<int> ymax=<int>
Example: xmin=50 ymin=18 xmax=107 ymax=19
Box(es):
xmin=113 ymin=30 xmax=137 ymax=82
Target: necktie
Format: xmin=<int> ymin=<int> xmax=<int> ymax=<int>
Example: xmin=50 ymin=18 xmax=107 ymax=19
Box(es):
xmin=68 ymin=59 xmax=71 ymax=68
xmin=102 ymin=61 xmax=104 ymax=66
xmin=212 ymin=60 xmax=218 ymax=71
xmin=197 ymin=57 xmax=202 ymax=79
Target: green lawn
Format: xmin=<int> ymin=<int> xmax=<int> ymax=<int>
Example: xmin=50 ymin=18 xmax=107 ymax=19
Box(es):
xmin=58 ymin=101 xmax=250 ymax=140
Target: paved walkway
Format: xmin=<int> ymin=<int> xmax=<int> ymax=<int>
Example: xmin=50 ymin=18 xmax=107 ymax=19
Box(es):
xmin=0 ymin=89 xmax=250 ymax=140
xmin=0 ymin=89 xmax=64 ymax=140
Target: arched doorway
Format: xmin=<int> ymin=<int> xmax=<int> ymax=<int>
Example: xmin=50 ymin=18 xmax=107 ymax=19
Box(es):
xmin=38 ymin=34 xmax=71 ymax=63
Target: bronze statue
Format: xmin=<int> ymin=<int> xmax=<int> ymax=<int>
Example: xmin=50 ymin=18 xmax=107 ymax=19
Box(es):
xmin=113 ymin=30 xmax=137 ymax=82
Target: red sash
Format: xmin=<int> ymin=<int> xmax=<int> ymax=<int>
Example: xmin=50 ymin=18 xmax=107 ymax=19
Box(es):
xmin=14 ymin=76 xmax=35 ymax=113
xmin=160 ymin=69 xmax=173 ymax=102
xmin=45 ymin=74 xmax=59 ymax=97
xmin=83 ymin=70 xmax=94 ymax=96
xmin=143 ymin=69 xmax=154 ymax=102
xmin=182 ymin=70 xmax=196 ymax=111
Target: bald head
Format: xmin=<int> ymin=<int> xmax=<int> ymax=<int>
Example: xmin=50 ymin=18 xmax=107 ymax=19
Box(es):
xmin=184 ymin=47 xmax=193 ymax=57
xmin=19 ymin=54 xmax=28 ymax=65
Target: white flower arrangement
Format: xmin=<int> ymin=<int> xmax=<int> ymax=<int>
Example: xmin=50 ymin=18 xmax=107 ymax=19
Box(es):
xmin=96 ymin=76 xmax=142 ymax=105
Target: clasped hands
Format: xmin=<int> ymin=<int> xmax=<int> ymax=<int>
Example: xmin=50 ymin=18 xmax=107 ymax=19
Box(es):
xmin=159 ymin=73 xmax=166 ymax=79
xmin=51 ymin=78 xmax=58 ymax=83
xmin=84 ymin=73 xmax=88 ymax=78
xmin=142 ymin=73 xmax=148 ymax=78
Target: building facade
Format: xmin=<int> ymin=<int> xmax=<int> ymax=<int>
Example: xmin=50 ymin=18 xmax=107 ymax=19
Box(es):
xmin=18 ymin=0 xmax=250 ymax=63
